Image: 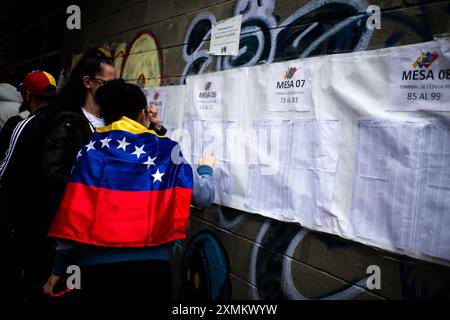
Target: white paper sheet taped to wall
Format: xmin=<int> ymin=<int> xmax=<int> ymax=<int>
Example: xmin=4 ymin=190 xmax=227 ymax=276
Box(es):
xmin=351 ymin=119 xmax=450 ymax=260
xmin=144 ymin=85 xmax=186 ymax=130
xmin=145 ymin=37 xmax=450 ymax=266
xmin=256 ymin=61 xmax=313 ymax=112
xmin=389 ymin=42 xmax=450 ymax=111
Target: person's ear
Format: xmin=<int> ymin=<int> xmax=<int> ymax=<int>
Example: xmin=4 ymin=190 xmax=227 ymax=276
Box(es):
xmin=136 ymin=108 xmax=146 ymax=124
xmin=139 ymin=109 xmax=144 ymax=121
xmin=144 ymin=108 xmax=151 ymax=127
xmin=24 ymin=90 xmax=31 ymax=104
xmin=83 ymin=76 xmax=93 ymax=89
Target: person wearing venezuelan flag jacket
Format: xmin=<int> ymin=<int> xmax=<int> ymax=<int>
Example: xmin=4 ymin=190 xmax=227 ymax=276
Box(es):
xmin=42 ymin=79 xmax=215 ymax=302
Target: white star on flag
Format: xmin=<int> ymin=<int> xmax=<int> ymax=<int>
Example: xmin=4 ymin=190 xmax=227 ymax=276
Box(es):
xmin=86 ymin=140 xmax=96 ymax=152
xmin=100 ymin=137 xmax=112 ymax=148
xmin=116 ymin=137 xmax=130 ymax=151
xmin=77 ymin=150 xmax=82 ymax=160
xmin=151 ymin=169 xmax=165 ymax=183
xmin=132 ymin=145 xmax=146 ymax=159
xmin=143 ymin=156 xmax=157 ymax=169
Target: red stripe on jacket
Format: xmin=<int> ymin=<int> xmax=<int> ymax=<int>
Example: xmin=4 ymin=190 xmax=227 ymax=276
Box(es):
xmin=48 ymin=182 xmax=192 ymax=247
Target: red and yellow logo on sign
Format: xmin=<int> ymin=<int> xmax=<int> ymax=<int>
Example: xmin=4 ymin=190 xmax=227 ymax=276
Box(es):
xmin=412 ymin=51 xmax=439 ymax=69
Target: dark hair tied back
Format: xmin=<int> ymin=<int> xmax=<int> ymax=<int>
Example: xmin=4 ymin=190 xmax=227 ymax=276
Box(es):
xmin=56 ymin=48 xmax=114 ymax=113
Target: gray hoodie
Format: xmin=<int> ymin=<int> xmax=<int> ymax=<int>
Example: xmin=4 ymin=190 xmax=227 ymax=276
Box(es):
xmin=0 ymin=83 xmax=23 ymax=128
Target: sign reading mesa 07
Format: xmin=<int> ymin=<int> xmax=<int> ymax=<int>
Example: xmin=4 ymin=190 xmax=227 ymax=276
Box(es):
xmin=147 ymin=37 xmax=450 ymax=267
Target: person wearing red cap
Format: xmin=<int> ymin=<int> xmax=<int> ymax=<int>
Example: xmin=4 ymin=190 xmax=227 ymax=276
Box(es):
xmin=23 ymin=71 xmax=57 ymax=98
xmin=0 ymin=70 xmax=57 ymax=303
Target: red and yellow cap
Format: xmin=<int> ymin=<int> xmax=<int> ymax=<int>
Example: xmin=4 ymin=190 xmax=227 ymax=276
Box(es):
xmin=23 ymin=70 xmax=57 ymax=97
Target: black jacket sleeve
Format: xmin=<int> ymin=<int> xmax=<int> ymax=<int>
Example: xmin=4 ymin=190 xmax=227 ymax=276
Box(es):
xmin=149 ymin=123 xmax=167 ymax=136
xmin=41 ymin=112 xmax=92 ymax=204
xmin=0 ymin=116 xmax=23 ymax=160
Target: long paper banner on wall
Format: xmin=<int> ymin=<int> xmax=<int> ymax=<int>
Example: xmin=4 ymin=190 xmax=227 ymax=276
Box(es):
xmin=145 ymin=37 xmax=450 ymax=266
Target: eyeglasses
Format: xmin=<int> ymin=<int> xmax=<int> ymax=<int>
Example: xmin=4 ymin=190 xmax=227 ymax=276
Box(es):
xmin=90 ymin=77 xmax=108 ymax=85
xmin=83 ymin=76 xmax=108 ymax=85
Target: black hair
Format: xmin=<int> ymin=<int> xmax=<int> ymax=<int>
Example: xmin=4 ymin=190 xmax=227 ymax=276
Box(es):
xmin=55 ymin=48 xmax=114 ymax=112
xmin=95 ymin=79 xmax=147 ymax=125
xmin=30 ymin=93 xmax=56 ymax=105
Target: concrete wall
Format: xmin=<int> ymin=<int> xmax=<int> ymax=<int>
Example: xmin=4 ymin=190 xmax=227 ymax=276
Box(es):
xmin=63 ymin=0 xmax=450 ymax=299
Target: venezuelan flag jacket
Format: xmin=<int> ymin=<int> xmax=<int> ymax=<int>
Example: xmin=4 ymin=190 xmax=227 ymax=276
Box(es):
xmin=48 ymin=116 xmax=194 ymax=247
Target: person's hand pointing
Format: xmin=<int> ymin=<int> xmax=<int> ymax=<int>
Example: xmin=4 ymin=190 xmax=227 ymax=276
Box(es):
xmin=198 ymin=152 xmax=216 ymax=168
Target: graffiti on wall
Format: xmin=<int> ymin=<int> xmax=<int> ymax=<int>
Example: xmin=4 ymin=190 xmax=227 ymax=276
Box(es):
xmin=382 ymin=1 xmax=436 ymax=47
xmin=181 ymin=0 xmax=374 ymax=83
xmin=179 ymin=0 xmax=374 ymax=300
xmin=63 ymin=0 xmax=450 ymax=300
xmin=70 ymin=32 xmax=162 ymax=88
xmin=180 ymin=230 xmax=231 ymax=300
xmin=179 ymin=0 xmax=450 ymax=300
xmin=120 ymin=32 xmax=162 ymax=87
xmin=180 ymin=205 xmax=450 ymax=300
xmin=181 ymin=0 xmax=450 ymax=83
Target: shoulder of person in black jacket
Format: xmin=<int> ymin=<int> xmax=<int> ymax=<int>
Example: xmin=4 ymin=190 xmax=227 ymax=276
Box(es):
xmin=0 ymin=105 xmax=57 ymax=242
xmin=0 ymin=105 xmax=56 ymax=187
xmin=0 ymin=115 xmax=23 ymax=160
xmin=41 ymin=109 xmax=93 ymax=214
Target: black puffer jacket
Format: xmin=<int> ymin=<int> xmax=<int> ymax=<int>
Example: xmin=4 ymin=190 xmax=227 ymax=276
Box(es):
xmin=41 ymin=110 xmax=92 ymax=217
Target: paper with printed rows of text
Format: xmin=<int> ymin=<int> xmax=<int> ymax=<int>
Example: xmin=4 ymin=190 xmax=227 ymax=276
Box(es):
xmin=144 ymin=37 xmax=450 ymax=266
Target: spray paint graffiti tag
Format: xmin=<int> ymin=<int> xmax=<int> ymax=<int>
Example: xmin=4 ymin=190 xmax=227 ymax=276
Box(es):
xmin=181 ymin=0 xmax=373 ymax=83
xmin=181 ymin=229 xmax=231 ymax=300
